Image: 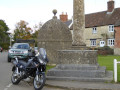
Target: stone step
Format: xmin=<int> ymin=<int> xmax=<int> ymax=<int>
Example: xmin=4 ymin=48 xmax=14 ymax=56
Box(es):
xmin=47 ymin=71 xmax=113 ymax=82
xmin=55 ymin=64 xmax=100 ymax=70
xmin=47 ymin=67 xmax=106 ymax=78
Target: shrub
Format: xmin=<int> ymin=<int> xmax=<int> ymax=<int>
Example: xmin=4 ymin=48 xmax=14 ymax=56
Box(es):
xmin=97 ymin=46 xmax=113 ymax=55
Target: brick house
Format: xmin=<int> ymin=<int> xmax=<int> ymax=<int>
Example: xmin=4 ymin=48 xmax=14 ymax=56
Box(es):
xmin=60 ymin=0 xmax=120 ymax=55
xmin=114 ymin=24 xmax=120 ymax=55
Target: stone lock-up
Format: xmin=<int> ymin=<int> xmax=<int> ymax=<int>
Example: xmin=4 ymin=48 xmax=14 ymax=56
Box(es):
xmin=37 ymin=9 xmax=72 ymax=64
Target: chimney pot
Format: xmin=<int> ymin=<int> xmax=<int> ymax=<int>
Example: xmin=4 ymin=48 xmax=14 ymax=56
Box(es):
xmin=60 ymin=12 xmax=68 ymax=22
xmin=107 ymin=0 xmax=114 ymax=12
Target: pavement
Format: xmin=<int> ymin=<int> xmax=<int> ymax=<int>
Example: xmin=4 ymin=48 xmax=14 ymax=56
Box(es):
xmin=45 ymin=80 xmax=120 ymax=90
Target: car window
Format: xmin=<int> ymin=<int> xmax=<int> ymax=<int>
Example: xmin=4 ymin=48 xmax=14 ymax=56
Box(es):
xmin=12 ymin=43 xmax=29 ymax=49
xmin=34 ymin=47 xmax=38 ymax=50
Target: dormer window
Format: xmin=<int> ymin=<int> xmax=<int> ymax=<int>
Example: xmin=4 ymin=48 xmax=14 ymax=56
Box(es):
xmin=109 ymin=25 xmax=114 ymax=32
xmin=92 ymin=27 xmax=97 ymax=34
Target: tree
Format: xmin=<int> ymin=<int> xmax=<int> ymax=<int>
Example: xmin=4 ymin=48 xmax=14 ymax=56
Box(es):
xmin=0 ymin=19 xmax=10 ymax=49
xmin=32 ymin=22 xmax=43 ymax=46
xmin=14 ymin=20 xmax=33 ymax=41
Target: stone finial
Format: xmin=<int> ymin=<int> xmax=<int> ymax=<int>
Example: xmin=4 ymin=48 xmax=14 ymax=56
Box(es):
xmin=52 ymin=9 xmax=57 ymax=19
xmin=53 ymin=9 xmax=57 ymax=16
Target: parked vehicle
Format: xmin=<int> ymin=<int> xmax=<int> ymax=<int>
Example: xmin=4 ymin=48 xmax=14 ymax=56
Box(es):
xmin=8 ymin=43 xmax=32 ymax=62
xmin=11 ymin=48 xmax=49 ymax=90
xmin=0 ymin=47 xmax=3 ymax=52
xmin=34 ymin=47 xmax=38 ymax=54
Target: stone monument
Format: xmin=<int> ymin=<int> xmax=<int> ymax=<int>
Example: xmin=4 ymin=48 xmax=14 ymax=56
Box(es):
xmin=57 ymin=0 xmax=97 ymax=65
xmin=37 ymin=9 xmax=72 ymax=64
xmin=47 ymin=0 xmax=113 ymax=82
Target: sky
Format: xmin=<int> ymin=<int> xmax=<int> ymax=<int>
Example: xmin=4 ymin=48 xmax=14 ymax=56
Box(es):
xmin=0 ymin=0 xmax=120 ymax=33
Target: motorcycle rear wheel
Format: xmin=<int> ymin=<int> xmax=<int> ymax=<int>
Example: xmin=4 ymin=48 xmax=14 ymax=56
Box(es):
xmin=33 ymin=73 xmax=46 ymax=90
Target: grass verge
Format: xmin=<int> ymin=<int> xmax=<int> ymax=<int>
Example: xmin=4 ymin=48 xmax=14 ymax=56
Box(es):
xmin=98 ymin=55 xmax=120 ymax=82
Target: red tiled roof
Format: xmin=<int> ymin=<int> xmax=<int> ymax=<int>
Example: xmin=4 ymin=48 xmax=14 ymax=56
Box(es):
xmin=85 ymin=8 xmax=120 ymax=28
xmin=66 ymin=8 xmax=120 ymax=29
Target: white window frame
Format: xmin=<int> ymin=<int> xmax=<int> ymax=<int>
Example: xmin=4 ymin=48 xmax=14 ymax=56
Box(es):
xmin=109 ymin=25 xmax=114 ymax=32
xmin=108 ymin=39 xmax=114 ymax=46
xmin=90 ymin=39 xmax=96 ymax=46
xmin=92 ymin=27 xmax=97 ymax=34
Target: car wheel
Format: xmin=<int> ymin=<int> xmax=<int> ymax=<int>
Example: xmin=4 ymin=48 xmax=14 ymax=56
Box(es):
xmin=8 ymin=57 xmax=11 ymax=62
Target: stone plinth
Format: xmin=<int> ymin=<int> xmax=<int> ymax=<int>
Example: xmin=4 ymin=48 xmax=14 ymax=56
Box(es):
xmin=57 ymin=50 xmax=97 ymax=64
xmin=47 ymin=64 xmax=113 ymax=82
xmin=47 ymin=50 xmax=113 ymax=82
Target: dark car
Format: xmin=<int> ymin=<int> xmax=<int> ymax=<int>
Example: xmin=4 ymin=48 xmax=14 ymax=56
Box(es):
xmin=8 ymin=43 xmax=31 ymax=62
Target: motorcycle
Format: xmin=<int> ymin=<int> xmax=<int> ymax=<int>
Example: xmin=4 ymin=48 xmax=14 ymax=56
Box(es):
xmin=11 ymin=48 xmax=49 ymax=90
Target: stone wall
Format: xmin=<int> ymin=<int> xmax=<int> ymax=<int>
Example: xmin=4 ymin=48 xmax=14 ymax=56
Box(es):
xmin=84 ymin=25 xmax=114 ymax=48
xmin=114 ymin=48 xmax=120 ymax=55
xmin=70 ymin=25 xmax=114 ymax=48
xmin=70 ymin=26 xmax=114 ymax=48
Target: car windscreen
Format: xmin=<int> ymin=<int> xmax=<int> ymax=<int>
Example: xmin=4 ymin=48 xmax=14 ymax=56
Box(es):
xmin=12 ymin=43 xmax=29 ymax=49
xmin=34 ymin=47 xmax=38 ymax=50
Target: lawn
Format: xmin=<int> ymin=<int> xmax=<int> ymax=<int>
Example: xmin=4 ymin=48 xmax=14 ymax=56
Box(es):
xmin=98 ymin=55 xmax=120 ymax=82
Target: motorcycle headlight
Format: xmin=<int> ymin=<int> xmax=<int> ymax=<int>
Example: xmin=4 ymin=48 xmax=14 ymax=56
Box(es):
xmin=24 ymin=50 xmax=28 ymax=54
xmin=9 ymin=50 xmax=13 ymax=54
xmin=39 ymin=59 xmax=46 ymax=65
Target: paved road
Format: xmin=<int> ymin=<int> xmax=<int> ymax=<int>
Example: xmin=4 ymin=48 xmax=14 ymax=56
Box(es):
xmin=0 ymin=52 xmax=64 ymax=90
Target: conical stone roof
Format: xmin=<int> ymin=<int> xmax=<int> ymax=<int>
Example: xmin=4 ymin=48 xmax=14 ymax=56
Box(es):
xmin=38 ymin=16 xmax=72 ymax=42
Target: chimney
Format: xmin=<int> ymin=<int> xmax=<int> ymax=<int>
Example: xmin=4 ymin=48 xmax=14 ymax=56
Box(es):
xmin=107 ymin=0 xmax=114 ymax=12
xmin=60 ymin=12 xmax=68 ymax=22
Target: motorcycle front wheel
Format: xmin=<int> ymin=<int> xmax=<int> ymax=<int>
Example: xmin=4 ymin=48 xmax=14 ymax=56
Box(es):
xmin=33 ymin=73 xmax=46 ymax=90
xmin=11 ymin=71 xmax=21 ymax=85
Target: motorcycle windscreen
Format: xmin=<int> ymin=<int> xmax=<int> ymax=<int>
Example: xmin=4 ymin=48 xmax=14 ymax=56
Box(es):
xmin=39 ymin=48 xmax=47 ymax=60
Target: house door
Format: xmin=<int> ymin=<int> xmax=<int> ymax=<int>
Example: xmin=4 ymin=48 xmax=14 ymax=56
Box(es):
xmin=100 ymin=41 xmax=105 ymax=47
